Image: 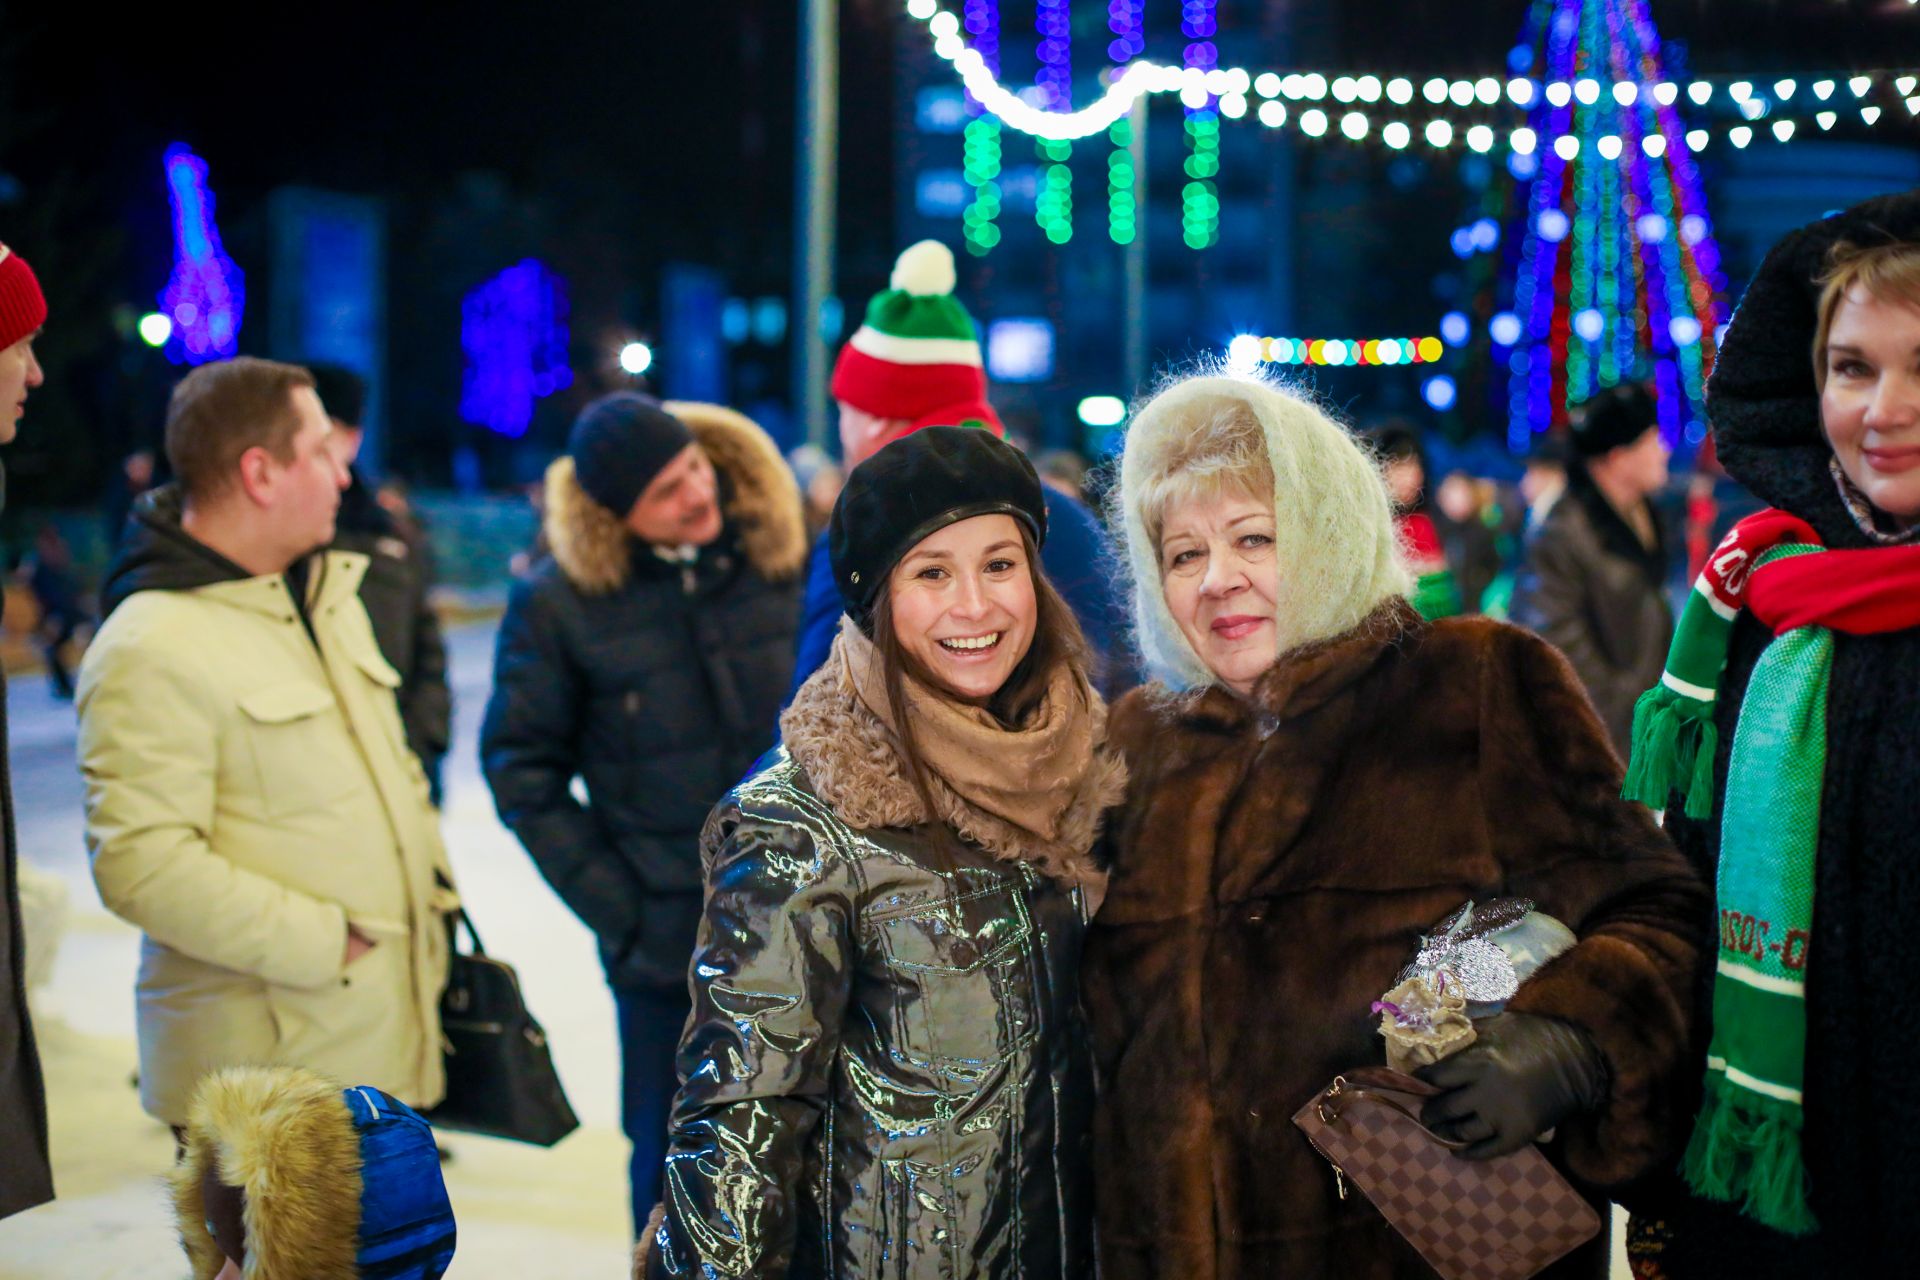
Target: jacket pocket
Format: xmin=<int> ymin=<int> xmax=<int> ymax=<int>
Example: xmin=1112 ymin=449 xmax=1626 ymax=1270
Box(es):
xmin=876 ymin=883 xmax=1039 ymax=1088
xmin=265 ymin=933 xmax=410 ymax=1068
xmin=237 ymin=681 xmax=362 ymax=818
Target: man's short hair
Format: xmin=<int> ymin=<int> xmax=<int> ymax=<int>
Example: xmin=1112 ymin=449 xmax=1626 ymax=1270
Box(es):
xmin=306 ymin=362 xmax=367 ymax=428
xmin=165 ymin=357 xmax=315 ymax=501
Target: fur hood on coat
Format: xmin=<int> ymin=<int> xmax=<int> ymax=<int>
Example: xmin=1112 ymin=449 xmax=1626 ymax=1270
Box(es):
xmin=1113 ymin=371 xmax=1412 ymax=692
xmin=543 ymin=401 xmax=808 ymax=594
xmin=171 ymin=1067 xmax=365 ymax=1280
xmin=778 ymin=633 xmax=1126 ymax=897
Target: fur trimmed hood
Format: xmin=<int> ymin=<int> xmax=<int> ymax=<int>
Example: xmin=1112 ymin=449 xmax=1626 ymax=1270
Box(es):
xmin=170 ymin=1066 xmax=456 ymax=1280
xmin=1112 ymin=371 xmax=1412 ymax=693
xmin=171 ymin=1067 xmax=364 ymax=1280
xmin=778 ymin=635 xmax=1126 ymax=897
xmin=544 ymin=401 xmax=808 ymax=594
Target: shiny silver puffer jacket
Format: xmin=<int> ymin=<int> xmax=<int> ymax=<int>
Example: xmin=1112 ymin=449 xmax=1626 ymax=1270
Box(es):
xmin=644 ymin=747 xmax=1096 ymax=1279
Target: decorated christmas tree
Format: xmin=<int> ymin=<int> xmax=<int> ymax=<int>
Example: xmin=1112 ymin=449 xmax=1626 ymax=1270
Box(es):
xmin=1488 ymin=0 xmax=1730 ymax=452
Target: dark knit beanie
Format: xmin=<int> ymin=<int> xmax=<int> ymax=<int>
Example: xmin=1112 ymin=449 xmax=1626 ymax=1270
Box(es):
xmin=829 ymin=425 xmax=1047 ymax=628
xmin=1570 ymin=382 xmax=1658 ymax=458
xmin=307 ymin=363 xmax=368 ymax=428
xmin=566 ymin=392 xmax=695 ymax=516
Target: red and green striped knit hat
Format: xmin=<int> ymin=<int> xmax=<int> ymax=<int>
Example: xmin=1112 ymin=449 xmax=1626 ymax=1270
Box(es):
xmin=830 ymin=240 xmax=1003 ymax=438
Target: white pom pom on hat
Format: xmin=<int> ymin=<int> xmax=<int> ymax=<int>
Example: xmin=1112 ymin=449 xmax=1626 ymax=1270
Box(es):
xmin=889 ymin=240 xmax=958 ymax=297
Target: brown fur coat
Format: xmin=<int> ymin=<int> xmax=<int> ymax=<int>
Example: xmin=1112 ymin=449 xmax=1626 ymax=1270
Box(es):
xmin=1082 ymin=602 xmax=1709 ymax=1280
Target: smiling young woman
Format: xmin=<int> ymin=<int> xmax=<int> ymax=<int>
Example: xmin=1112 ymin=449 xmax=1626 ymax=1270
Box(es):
xmin=637 ymin=426 xmax=1125 ymax=1280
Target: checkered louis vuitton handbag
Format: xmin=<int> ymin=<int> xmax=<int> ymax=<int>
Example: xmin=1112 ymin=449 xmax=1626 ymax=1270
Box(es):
xmin=1292 ymin=1067 xmax=1602 ymax=1280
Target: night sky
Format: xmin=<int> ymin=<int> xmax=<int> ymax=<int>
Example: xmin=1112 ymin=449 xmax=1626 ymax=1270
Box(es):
xmin=1 ymin=0 xmax=1915 ymax=502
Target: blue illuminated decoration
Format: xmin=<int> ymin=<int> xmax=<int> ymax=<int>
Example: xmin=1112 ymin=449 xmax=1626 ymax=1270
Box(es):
xmin=986 ymin=317 xmax=1055 ymax=382
xmin=459 ymin=260 xmax=573 ymax=438
xmin=159 ymin=144 xmax=245 ymax=364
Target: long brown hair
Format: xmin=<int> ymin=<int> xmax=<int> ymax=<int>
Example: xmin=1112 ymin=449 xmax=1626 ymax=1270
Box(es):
xmin=867 ymin=521 xmax=1092 ymax=824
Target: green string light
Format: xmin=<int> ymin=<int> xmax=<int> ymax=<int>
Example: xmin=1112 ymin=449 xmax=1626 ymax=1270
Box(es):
xmin=962 ymin=116 xmax=1004 ymax=256
xmin=1107 ymin=117 xmax=1136 ymax=244
xmin=1036 ymin=137 xmax=1074 ymax=244
xmin=1183 ymin=110 xmax=1221 ymax=250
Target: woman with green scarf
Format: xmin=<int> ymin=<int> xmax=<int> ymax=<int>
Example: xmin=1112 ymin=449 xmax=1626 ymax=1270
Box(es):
xmin=1622 ymin=192 xmax=1920 ymax=1275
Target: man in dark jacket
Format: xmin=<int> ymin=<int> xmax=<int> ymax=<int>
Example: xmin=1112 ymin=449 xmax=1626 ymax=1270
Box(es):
xmin=0 ymin=240 xmax=55 ymax=1220
xmin=308 ymin=365 xmax=451 ymax=801
xmin=787 ymin=240 xmax=1133 ymax=705
xmin=1510 ymin=382 xmax=1675 ymax=755
xmin=480 ymin=394 xmax=804 ymax=1233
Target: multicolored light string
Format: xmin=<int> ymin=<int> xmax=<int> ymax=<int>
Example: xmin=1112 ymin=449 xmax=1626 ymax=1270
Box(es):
xmin=1503 ymin=0 xmax=1726 ymax=450
xmin=960 ymin=0 xmax=1003 ymax=256
xmin=1107 ymin=0 xmax=1144 ymax=244
xmin=158 ymin=144 xmax=245 ymax=365
xmin=1034 ymin=0 xmax=1074 ymax=244
xmin=1232 ymin=333 xmax=1446 ymax=367
xmin=1182 ymin=0 xmax=1221 ymax=250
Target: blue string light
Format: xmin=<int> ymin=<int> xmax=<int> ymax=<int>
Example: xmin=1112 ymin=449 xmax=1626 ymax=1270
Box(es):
xmin=459 ymin=260 xmax=573 ymax=438
xmin=1035 ymin=0 xmax=1074 ymax=243
xmin=1107 ymin=0 xmax=1144 ymax=244
xmin=1183 ymin=0 xmax=1221 ymax=250
xmin=158 ymin=144 xmax=245 ymax=365
xmin=962 ymin=0 xmax=1004 ymax=256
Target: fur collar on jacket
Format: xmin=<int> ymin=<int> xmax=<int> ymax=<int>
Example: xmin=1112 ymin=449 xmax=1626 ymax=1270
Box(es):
xmin=544 ymin=401 xmax=808 ymax=594
xmin=1708 ymin=190 xmax=1920 ymax=547
xmin=171 ymin=1067 xmax=363 ymax=1280
xmin=779 ymin=635 xmax=1126 ymax=896
xmin=1166 ymin=598 xmax=1419 ymax=732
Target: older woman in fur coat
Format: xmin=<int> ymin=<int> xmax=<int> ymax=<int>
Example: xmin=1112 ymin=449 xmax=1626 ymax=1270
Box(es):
xmin=1082 ymin=372 xmax=1710 ymax=1279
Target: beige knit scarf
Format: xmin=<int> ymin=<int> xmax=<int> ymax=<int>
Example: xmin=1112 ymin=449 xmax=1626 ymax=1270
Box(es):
xmin=780 ymin=618 xmax=1125 ymax=894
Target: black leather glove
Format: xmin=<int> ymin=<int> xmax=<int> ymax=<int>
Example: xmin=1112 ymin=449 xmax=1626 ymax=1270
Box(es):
xmin=1416 ymin=1012 xmax=1609 ymax=1161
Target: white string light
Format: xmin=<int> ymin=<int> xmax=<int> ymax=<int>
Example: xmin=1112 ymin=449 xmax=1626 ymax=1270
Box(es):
xmin=904 ymin=3 xmax=1920 ymax=149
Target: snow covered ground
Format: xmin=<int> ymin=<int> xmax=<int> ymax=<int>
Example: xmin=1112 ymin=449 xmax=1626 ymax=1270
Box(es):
xmin=0 ymin=621 xmax=635 ymax=1279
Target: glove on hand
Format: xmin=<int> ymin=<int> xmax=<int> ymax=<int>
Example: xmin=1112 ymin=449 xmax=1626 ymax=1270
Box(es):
xmin=1415 ymin=1011 xmax=1608 ymax=1161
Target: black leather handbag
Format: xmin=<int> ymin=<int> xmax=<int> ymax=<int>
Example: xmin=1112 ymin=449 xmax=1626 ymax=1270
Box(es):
xmin=427 ymin=908 xmax=580 ymax=1146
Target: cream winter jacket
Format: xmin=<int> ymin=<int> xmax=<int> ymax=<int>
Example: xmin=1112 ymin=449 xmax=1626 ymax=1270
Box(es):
xmin=77 ymin=551 xmax=455 ymax=1126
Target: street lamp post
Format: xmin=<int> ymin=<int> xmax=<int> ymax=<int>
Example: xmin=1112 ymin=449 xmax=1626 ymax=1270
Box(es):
xmin=793 ymin=0 xmax=840 ymax=449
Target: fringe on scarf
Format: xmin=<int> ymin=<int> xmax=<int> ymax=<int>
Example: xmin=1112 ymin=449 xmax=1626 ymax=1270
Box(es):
xmin=1682 ymin=1077 xmax=1819 ymax=1237
xmin=1622 ymin=684 xmax=1719 ymax=819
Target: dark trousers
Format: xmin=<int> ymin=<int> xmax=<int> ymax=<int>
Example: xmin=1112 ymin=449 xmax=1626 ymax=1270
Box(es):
xmin=615 ymin=983 xmax=693 ymax=1235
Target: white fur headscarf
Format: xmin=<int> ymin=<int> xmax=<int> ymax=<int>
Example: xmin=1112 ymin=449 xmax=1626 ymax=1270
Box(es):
xmin=1113 ymin=370 xmax=1412 ymax=692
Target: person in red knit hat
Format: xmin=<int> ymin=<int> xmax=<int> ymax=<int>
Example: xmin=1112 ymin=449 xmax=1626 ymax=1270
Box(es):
xmin=0 ymin=239 xmax=54 ymax=1223
xmin=0 ymin=243 xmax=48 ymax=445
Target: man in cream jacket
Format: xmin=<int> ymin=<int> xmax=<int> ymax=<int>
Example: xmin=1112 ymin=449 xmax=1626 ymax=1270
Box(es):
xmin=78 ymin=357 xmax=455 ymax=1132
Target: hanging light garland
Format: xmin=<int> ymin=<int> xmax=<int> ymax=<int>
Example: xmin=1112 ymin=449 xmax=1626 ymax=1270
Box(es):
xmin=959 ymin=0 xmax=1003 ymax=256
xmin=903 ymin=0 xmax=1919 ymax=149
xmin=1227 ymin=333 xmax=1446 ymax=368
xmin=1034 ymin=0 xmax=1075 ymax=244
xmin=1107 ymin=0 xmax=1144 ymax=244
xmin=1183 ymin=0 xmax=1222 ymax=250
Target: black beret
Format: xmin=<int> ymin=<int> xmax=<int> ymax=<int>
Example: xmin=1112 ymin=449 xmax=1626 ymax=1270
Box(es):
xmin=829 ymin=425 xmax=1048 ymax=628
